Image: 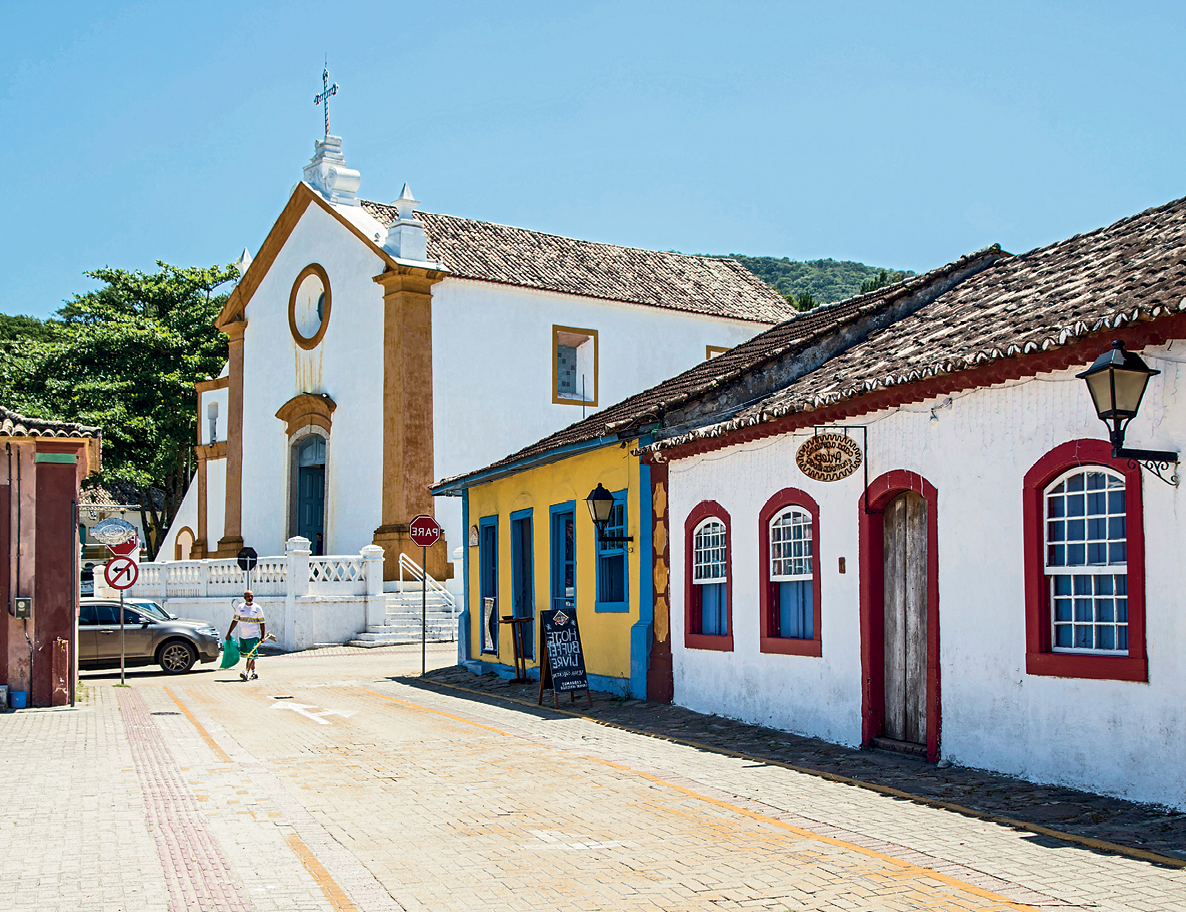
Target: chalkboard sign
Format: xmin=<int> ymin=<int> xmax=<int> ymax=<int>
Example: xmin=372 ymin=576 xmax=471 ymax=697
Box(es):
xmin=538 ymin=608 xmax=591 ymax=707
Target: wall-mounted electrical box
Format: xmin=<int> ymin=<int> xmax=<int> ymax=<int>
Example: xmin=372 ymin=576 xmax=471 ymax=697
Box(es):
xmin=11 ymin=597 xmax=32 ymax=619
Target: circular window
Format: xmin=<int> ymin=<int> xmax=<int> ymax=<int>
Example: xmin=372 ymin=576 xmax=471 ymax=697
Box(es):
xmin=289 ymin=264 xmax=331 ymax=349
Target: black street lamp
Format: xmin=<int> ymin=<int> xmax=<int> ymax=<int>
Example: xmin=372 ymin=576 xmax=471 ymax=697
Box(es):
xmin=585 ymin=483 xmax=634 ymax=543
xmin=1078 ymin=340 xmax=1179 ymax=484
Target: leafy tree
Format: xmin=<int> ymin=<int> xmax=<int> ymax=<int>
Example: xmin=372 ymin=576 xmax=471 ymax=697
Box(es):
xmin=4 ymin=262 xmax=236 ymax=558
xmin=794 ymin=291 xmax=816 ymax=312
xmin=725 ymin=254 xmax=914 ymax=309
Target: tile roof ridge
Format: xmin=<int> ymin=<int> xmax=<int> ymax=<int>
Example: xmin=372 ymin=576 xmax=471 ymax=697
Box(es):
xmin=362 ymin=198 xmax=755 ymax=263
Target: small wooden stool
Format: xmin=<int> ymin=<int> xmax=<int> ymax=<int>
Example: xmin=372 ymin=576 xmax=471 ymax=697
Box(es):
xmin=499 ymin=615 xmax=532 ymax=683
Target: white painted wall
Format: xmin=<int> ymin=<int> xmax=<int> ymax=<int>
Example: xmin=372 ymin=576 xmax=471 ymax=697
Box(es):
xmin=237 ymin=203 xmax=386 ymax=557
xmin=668 ymin=345 xmax=1186 ymax=809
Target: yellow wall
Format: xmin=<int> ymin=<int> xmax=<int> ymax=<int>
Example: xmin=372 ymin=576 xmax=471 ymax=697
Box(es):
xmin=466 ymin=441 xmax=640 ymax=682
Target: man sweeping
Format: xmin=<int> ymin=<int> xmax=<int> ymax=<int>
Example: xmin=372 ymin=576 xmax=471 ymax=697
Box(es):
xmin=225 ymin=590 xmax=266 ymax=681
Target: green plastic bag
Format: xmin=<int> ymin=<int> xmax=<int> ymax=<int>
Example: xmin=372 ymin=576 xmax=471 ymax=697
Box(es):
xmin=219 ymin=637 xmax=240 ymax=669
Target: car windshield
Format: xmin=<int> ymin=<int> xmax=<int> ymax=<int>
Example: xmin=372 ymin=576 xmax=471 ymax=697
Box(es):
xmin=128 ymin=599 xmax=176 ymax=621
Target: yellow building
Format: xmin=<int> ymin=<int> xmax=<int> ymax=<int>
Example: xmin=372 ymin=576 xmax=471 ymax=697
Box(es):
xmin=433 ymin=432 xmax=654 ymax=698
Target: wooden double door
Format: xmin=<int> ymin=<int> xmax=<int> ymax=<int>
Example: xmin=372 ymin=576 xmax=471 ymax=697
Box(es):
xmin=881 ymin=491 xmax=929 ymax=746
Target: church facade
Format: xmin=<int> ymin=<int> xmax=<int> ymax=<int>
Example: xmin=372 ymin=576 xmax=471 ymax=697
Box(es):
xmin=161 ymin=133 xmax=792 ymax=583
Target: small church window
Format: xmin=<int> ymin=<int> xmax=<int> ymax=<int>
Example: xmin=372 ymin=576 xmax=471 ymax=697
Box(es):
xmin=553 ymin=325 xmax=598 ymax=406
xmin=289 ymin=264 xmax=332 ymax=349
xmin=298 ymin=435 xmax=326 ymax=467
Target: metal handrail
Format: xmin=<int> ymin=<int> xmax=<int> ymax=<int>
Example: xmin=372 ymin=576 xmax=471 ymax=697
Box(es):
xmin=397 ymin=552 xmax=456 ymax=610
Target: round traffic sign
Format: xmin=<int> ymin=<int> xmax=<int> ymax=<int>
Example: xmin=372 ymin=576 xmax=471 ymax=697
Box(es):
xmin=104 ymin=556 xmax=139 ymax=590
xmin=408 ymin=514 xmax=442 ymax=548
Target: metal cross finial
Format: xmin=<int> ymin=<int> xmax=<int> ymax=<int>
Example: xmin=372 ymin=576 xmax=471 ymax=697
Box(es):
xmin=313 ymin=61 xmax=338 ymax=138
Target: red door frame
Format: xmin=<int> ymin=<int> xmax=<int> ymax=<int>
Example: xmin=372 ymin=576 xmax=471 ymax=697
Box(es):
xmin=858 ymin=470 xmax=941 ymax=761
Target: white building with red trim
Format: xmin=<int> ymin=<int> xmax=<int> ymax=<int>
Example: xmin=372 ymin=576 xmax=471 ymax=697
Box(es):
xmin=629 ymin=197 xmax=1186 ymax=808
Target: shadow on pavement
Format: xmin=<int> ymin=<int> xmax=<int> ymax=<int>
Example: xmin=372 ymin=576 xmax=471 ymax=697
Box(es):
xmin=395 ymin=664 xmax=1186 ymax=868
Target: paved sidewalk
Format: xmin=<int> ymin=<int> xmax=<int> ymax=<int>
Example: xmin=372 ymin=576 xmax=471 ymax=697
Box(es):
xmin=418 ymin=663 xmax=1186 ymax=866
xmin=2 ymin=645 xmax=1182 ymax=912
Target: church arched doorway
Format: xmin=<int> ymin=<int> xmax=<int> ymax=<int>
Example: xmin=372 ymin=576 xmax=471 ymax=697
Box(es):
xmin=296 ymin=435 xmax=326 ymax=553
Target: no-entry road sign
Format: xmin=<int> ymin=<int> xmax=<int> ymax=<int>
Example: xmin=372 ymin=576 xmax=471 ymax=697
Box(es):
xmin=408 ymin=514 xmax=442 ymax=548
xmin=104 ymin=556 xmax=139 ymax=590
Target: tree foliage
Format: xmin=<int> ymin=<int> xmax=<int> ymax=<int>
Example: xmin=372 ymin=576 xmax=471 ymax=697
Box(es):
xmin=0 ymin=262 xmax=236 ymax=559
xmin=727 ymin=255 xmax=914 ymax=310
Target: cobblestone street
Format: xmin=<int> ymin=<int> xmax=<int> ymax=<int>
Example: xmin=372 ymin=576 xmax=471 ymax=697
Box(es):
xmin=1 ymin=645 xmax=1183 ymax=912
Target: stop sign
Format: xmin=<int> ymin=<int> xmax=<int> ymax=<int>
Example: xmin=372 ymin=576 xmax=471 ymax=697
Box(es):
xmin=109 ymin=535 xmax=139 ymax=557
xmin=408 ymin=514 xmax=442 ymax=548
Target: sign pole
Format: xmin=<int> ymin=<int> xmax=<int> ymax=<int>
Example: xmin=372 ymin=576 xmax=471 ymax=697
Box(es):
xmin=421 ymin=544 xmax=427 ymax=676
xmin=119 ymin=585 xmax=126 ymax=685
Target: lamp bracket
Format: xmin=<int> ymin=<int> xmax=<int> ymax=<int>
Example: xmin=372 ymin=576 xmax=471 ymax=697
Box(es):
xmin=1114 ymin=447 xmax=1180 ymax=487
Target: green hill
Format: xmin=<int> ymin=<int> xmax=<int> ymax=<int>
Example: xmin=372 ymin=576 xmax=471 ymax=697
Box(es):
xmin=726 ymin=255 xmax=914 ymax=311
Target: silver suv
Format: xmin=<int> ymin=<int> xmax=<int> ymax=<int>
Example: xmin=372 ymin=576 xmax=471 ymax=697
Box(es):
xmin=79 ymin=598 xmax=222 ymax=674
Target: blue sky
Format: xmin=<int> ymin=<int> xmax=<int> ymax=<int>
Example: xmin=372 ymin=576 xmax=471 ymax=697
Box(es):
xmin=3 ymin=1 xmax=1185 ymax=317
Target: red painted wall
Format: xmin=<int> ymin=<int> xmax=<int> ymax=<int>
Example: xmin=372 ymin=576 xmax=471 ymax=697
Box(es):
xmin=32 ymin=457 xmax=78 ymax=707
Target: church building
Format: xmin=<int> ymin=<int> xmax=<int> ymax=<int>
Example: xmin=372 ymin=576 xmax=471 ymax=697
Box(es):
xmin=161 ymin=126 xmax=792 ymax=585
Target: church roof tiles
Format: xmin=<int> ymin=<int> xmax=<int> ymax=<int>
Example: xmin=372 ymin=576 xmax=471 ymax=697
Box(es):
xmin=361 ymin=201 xmax=793 ymax=324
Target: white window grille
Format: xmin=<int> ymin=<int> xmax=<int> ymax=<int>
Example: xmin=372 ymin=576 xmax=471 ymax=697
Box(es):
xmin=1044 ymin=467 xmax=1127 ymax=654
xmin=693 ymin=519 xmax=727 ymax=582
xmin=770 ymin=508 xmax=812 ymax=580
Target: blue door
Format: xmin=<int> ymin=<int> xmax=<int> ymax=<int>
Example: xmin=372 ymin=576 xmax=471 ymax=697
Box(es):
xmin=551 ymin=505 xmax=575 ymax=612
xmin=511 ymin=511 xmax=534 ymax=659
xmin=297 ymin=437 xmax=326 ymax=549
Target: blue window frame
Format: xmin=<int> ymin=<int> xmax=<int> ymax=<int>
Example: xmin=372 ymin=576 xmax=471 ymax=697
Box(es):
xmin=550 ymin=502 xmax=575 ymax=613
xmin=479 ymin=516 xmax=498 ymax=655
xmin=595 ymin=489 xmax=629 ymax=612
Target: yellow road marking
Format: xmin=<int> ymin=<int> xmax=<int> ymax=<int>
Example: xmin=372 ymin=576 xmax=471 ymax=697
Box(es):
xmin=163 ymin=686 xmax=232 ymax=763
xmin=357 ymin=686 xmax=1038 ymax=911
xmin=286 ymin=833 xmax=360 ymax=912
xmin=164 ymin=686 xmax=359 ymax=911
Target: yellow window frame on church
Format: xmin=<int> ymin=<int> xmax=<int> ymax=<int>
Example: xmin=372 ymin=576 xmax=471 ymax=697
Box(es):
xmin=552 ymin=325 xmax=598 ymax=407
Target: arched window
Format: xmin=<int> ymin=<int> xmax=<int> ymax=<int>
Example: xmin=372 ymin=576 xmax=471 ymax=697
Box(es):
xmin=1044 ymin=466 xmax=1127 ymax=652
xmin=759 ymin=488 xmax=822 ymax=656
xmin=693 ymin=518 xmax=728 ymax=634
xmin=684 ymin=502 xmax=733 ymax=651
xmin=1023 ymin=439 xmax=1146 ymax=682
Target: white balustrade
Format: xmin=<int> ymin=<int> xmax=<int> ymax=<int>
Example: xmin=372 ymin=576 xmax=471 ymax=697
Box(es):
xmin=128 ymin=547 xmax=374 ymax=601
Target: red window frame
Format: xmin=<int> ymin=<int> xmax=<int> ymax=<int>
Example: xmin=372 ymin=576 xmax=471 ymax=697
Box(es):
xmin=684 ymin=500 xmax=734 ymax=652
xmin=759 ymin=488 xmax=822 ymax=657
xmin=1023 ymin=439 xmax=1147 ymax=682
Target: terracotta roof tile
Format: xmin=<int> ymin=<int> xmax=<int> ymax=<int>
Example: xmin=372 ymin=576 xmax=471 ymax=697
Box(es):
xmin=361 ymin=201 xmax=793 ymax=324
xmin=0 ymin=406 xmax=100 ymax=440
xmin=656 ymin=194 xmax=1186 ymax=451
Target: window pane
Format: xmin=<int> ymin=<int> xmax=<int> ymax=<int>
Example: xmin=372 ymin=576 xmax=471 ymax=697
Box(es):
xmin=701 ymin=582 xmax=727 ymax=635
xmin=1055 ymin=624 xmax=1073 ymax=647
xmin=598 ymin=554 xmax=625 ymax=603
xmin=777 ymin=580 xmax=813 ymax=639
xmin=693 ymin=520 xmax=727 ymax=582
xmin=770 ymin=509 xmax=812 ymax=579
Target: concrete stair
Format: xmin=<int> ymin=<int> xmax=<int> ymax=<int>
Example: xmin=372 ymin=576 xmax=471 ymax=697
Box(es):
xmin=348 ymin=589 xmax=457 ymax=648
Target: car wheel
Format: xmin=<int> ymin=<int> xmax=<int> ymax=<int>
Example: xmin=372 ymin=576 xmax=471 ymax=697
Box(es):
xmin=158 ymin=639 xmax=197 ymax=674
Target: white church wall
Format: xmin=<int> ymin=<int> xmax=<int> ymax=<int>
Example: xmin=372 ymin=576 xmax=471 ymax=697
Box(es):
xmin=206 ymin=458 xmax=225 ymax=547
xmin=668 ymin=347 xmax=1186 ymax=809
xmin=237 ymin=203 xmax=386 ymax=556
xmin=155 ymin=475 xmax=198 ymax=562
xmin=430 ymin=277 xmax=767 ymax=565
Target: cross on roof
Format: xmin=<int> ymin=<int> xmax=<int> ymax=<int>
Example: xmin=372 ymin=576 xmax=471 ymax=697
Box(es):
xmin=313 ymin=62 xmax=338 ymax=138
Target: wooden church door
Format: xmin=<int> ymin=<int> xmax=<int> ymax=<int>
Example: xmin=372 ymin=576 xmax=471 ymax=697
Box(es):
xmin=297 ymin=437 xmax=326 ymax=550
xmin=882 ymin=491 xmax=928 ymax=746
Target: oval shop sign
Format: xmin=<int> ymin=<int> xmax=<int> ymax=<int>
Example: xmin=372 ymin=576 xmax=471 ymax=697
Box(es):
xmin=795 ymin=433 xmax=862 ymax=482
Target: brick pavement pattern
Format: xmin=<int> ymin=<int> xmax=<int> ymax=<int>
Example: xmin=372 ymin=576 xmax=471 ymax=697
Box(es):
xmin=3 ymin=645 xmax=1181 ymax=912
